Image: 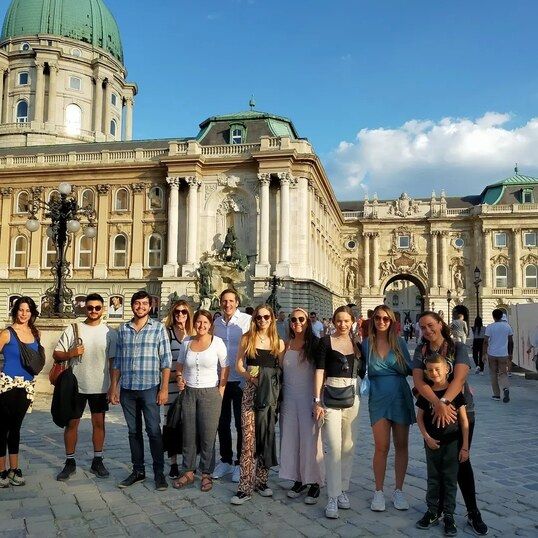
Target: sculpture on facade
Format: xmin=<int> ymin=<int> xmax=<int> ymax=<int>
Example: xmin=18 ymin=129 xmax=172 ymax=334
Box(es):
xmin=197 ymin=262 xmax=215 ymax=309
xmin=416 ymin=261 xmax=429 ymax=282
xmin=388 ymin=192 xmax=420 ymax=217
xmin=345 ymin=265 xmax=357 ymax=292
xmin=380 ymin=259 xmax=397 ymax=278
xmin=454 ymin=267 xmax=465 ymax=291
xmin=218 ymin=226 xmax=249 ymax=271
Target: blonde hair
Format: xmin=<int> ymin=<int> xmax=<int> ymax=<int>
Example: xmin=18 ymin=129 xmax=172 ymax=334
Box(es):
xmin=244 ymin=304 xmax=281 ymax=358
xmin=164 ymin=300 xmax=194 ymax=336
xmin=368 ymin=305 xmax=406 ymax=369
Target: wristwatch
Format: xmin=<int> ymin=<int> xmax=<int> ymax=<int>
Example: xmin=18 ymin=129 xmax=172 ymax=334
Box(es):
xmin=440 ymin=397 xmax=451 ymax=405
xmin=313 ymin=397 xmax=321 ymax=404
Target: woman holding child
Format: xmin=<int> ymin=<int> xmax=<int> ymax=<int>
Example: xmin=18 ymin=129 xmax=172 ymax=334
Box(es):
xmin=412 ymin=311 xmax=488 ymax=536
xmin=364 ymin=305 xmax=415 ymax=513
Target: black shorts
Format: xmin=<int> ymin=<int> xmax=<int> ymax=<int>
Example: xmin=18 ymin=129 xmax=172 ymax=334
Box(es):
xmin=74 ymin=393 xmax=109 ymax=418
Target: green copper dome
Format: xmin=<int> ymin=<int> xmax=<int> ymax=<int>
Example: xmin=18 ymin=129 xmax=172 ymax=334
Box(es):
xmin=1 ymin=0 xmax=124 ymax=63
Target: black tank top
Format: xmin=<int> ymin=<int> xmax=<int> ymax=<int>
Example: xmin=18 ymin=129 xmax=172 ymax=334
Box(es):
xmin=246 ymin=348 xmax=279 ymax=367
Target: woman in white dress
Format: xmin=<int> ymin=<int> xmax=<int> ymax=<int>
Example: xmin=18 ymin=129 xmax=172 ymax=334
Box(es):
xmin=279 ymin=307 xmax=324 ymax=504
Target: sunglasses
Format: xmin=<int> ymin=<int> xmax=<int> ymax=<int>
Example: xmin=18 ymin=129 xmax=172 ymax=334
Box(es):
xmin=86 ymin=305 xmax=102 ymax=312
xmin=174 ymin=309 xmax=189 ymax=316
xmin=255 ymin=314 xmax=271 ymax=321
xmin=338 ymin=355 xmax=350 ymax=372
xmin=290 ymin=316 xmax=306 ymax=323
xmin=374 ymin=315 xmax=391 ymax=323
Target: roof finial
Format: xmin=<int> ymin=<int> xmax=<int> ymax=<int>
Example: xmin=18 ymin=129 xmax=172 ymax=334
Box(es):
xmin=514 ymin=163 xmax=519 ymax=174
xmin=249 ymin=95 xmax=256 ymax=110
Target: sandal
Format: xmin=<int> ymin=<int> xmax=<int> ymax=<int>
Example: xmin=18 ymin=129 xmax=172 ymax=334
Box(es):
xmin=201 ymin=474 xmax=213 ymax=492
xmin=172 ymin=472 xmax=194 ymax=489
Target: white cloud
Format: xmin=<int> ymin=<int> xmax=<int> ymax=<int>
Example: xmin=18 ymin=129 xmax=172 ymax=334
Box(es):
xmin=326 ymin=112 xmax=538 ymax=200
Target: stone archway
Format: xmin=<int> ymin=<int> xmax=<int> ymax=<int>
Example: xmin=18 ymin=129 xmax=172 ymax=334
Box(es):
xmin=383 ymin=273 xmax=426 ymax=323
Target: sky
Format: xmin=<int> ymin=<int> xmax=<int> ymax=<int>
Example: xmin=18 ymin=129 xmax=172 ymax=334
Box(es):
xmin=8 ymin=0 xmax=538 ymax=200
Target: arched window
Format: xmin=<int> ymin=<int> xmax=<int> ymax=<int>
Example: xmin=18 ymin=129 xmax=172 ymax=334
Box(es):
xmin=48 ymin=189 xmax=60 ymax=203
xmin=65 ymin=103 xmax=82 ymax=135
xmin=113 ymin=235 xmax=127 ymax=267
xmin=16 ymin=100 xmax=28 ymax=123
xmin=525 ymin=265 xmax=538 ymax=288
xmin=110 ymin=119 xmax=117 ymax=137
xmin=15 ymin=191 xmax=29 ymax=213
xmin=43 ymin=237 xmax=56 ymax=268
xmin=78 ymin=236 xmax=93 ymax=268
xmin=495 ymin=265 xmax=508 ymax=288
xmin=148 ymin=186 xmax=164 ymax=210
xmin=114 ymin=188 xmax=129 ymax=211
xmin=12 ymin=236 xmax=28 ymax=268
xmin=230 ymin=123 xmax=245 ymax=144
xmin=148 ymin=234 xmax=163 ymax=268
xmin=81 ymin=188 xmax=94 ymax=208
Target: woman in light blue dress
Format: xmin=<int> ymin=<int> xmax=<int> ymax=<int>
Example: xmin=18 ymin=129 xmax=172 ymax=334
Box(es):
xmin=363 ymin=305 xmax=415 ymax=513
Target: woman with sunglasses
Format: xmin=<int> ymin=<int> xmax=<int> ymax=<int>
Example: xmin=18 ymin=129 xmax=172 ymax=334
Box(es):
xmin=173 ymin=309 xmax=229 ymax=492
xmin=412 ymin=311 xmax=487 ymax=536
xmin=231 ymin=304 xmax=285 ymax=505
xmin=313 ymin=305 xmax=364 ymax=519
xmin=163 ymin=300 xmax=194 ymax=479
xmin=364 ymin=305 xmax=415 ymax=513
xmin=0 ymin=297 xmax=40 ymax=487
xmin=279 ymin=308 xmax=324 ymax=504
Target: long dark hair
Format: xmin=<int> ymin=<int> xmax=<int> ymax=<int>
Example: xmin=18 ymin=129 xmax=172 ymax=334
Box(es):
xmin=418 ymin=310 xmax=455 ymax=357
xmin=288 ymin=308 xmax=317 ymax=364
xmin=11 ymin=296 xmax=40 ymax=339
xmin=472 ymin=316 xmax=483 ymax=335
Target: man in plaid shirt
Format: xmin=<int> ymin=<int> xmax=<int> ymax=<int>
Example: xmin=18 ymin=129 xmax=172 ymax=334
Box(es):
xmin=109 ymin=290 xmax=172 ymax=490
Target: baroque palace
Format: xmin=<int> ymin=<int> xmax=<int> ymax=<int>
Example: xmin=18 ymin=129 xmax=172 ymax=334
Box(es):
xmin=0 ymin=0 xmax=537 ymax=324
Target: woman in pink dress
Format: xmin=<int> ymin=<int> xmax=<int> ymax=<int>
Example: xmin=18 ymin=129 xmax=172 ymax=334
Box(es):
xmin=279 ymin=307 xmax=324 ymax=504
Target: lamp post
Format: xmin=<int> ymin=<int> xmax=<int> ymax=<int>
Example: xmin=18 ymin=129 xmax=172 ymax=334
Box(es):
xmin=25 ymin=182 xmax=96 ymax=317
xmin=266 ymin=273 xmax=282 ymax=314
xmin=473 ymin=266 xmax=482 ymax=318
xmin=446 ymin=289 xmax=452 ymax=320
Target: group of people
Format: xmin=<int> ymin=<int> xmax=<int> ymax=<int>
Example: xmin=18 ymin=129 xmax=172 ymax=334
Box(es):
xmin=0 ymin=291 xmax=493 ymax=537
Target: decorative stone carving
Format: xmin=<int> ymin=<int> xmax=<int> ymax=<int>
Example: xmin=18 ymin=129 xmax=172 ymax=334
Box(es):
xmin=165 ymin=176 xmax=181 ymax=189
xmin=522 ymin=253 xmax=538 ymax=265
xmin=0 ymin=187 xmax=13 ymax=197
xmin=130 ymin=182 xmax=147 ymax=193
xmin=96 ymin=184 xmax=110 ymax=195
xmin=394 ymin=253 xmax=415 ymax=268
xmin=380 ymin=259 xmax=397 ymax=278
xmin=186 ymin=176 xmax=201 ymax=188
xmin=217 ymin=174 xmax=240 ymax=189
xmin=257 ymin=172 xmax=271 ymax=185
xmin=30 ymin=186 xmax=44 ymax=196
xmin=204 ymin=183 xmax=218 ymax=203
xmin=415 ymin=261 xmax=429 ymax=282
xmin=389 ymin=227 xmax=418 ymax=255
xmin=345 ymin=264 xmax=357 ymax=292
xmin=491 ymin=253 xmax=509 ymax=265
xmin=388 ymin=193 xmax=420 ymax=217
xmin=453 ymin=267 xmax=465 ymax=291
xmin=217 ymin=196 xmax=248 ymax=216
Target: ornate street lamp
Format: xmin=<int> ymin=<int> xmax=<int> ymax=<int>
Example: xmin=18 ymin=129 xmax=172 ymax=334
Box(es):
xmin=266 ymin=273 xmax=282 ymax=314
xmin=446 ymin=289 xmax=452 ymax=320
xmin=473 ymin=266 xmax=482 ymax=318
xmin=25 ymin=182 xmax=96 ymax=317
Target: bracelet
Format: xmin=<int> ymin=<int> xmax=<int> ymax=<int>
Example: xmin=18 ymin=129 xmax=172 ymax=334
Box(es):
xmin=461 ymin=448 xmax=469 ymax=452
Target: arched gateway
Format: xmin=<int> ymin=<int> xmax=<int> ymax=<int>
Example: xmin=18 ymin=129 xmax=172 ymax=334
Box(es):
xmin=383 ymin=274 xmax=426 ymax=322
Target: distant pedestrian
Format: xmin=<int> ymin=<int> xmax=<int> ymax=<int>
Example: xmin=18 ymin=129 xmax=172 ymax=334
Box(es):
xmin=309 ymin=312 xmax=324 ymax=338
xmin=54 ymin=293 xmax=117 ymax=481
xmin=276 ymin=310 xmax=289 ymax=340
xmin=483 ymin=309 xmax=513 ymax=403
xmin=471 ymin=317 xmax=486 ymax=374
xmin=109 ymin=290 xmax=172 ymax=491
xmin=450 ymin=312 xmax=468 ymax=344
xmin=0 ymin=297 xmax=40 ymax=487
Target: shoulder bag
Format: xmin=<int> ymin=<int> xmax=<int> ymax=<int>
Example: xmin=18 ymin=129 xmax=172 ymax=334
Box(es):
xmin=49 ymin=323 xmax=81 ymax=386
xmin=8 ymin=326 xmax=46 ymax=376
xmin=323 ymin=347 xmax=359 ymax=409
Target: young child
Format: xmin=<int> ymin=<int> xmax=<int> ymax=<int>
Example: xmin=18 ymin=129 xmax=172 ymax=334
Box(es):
xmin=415 ymin=354 xmax=469 ymax=536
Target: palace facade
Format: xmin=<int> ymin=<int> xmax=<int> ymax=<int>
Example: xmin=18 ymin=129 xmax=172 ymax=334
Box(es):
xmin=0 ymin=0 xmax=537 ymax=324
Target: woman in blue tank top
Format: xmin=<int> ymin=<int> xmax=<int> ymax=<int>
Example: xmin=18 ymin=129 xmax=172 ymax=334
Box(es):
xmin=0 ymin=296 xmax=40 ymax=487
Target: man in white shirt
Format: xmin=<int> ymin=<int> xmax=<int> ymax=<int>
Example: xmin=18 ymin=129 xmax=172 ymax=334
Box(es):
xmin=54 ymin=293 xmax=117 ymax=481
xmin=276 ymin=311 xmax=289 ymax=340
xmin=309 ymin=312 xmax=324 ymax=338
xmin=212 ymin=289 xmax=251 ymax=482
xmin=483 ymin=309 xmax=514 ymax=403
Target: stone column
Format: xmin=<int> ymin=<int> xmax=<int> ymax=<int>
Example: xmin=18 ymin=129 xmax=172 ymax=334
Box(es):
xmin=297 ymin=176 xmax=310 ymax=277
xmin=103 ymin=79 xmax=112 ymax=137
xmin=483 ymin=230 xmax=491 ymax=288
xmin=363 ymin=232 xmax=370 ymax=288
xmin=372 ymin=232 xmax=380 ymax=287
xmin=512 ymin=228 xmax=521 ymax=288
xmin=3 ymin=69 xmax=11 ymax=122
xmin=125 ymin=97 xmax=133 ymax=141
xmin=27 ymin=187 xmax=43 ymax=278
xmin=440 ymin=231 xmax=449 ymax=288
xmin=34 ymin=62 xmax=45 ymax=123
xmin=430 ymin=231 xmax=438 ymax=288
xmin=128 ymin=183 xmax=146 ymax=279
xmin=0 ymin=187 xmax=13 ymax=278
xmin=184 ymin=176 xmax=201 ymax=273
xmin=276 ymin=172 xmax=291 ymax=275
xmin=0 ymin=70 xmax=5 ymax=124
xmin=46 ymin=64 xmax=58 ymax=124
xmin=93 ymin=185 xmax=110 ymax=279
xmin=255 ymin=172 xmax=271 ymax=277
xmin=163 ymin=176 xmax=181 ymax=277
xmin=93 ymin=76 xmax=103 ymax=133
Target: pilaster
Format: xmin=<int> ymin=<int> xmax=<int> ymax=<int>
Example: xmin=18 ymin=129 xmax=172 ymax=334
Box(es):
xmin=163 ymin=176 xmax=181 ymax=277
xmin=93 ymin=184 xmax=110 ymax=279
xmin=182 ymin=176 xmax=201 ymax=275
xmin=0 ymin=188 xmax=13 ymax=278
xmin=33 ymin=62 xmax=45 ymax=123
xmin=255 ymin=173 xmax=271 ymax=277
xmin=128 ymin=183 xmax=146 ymax=279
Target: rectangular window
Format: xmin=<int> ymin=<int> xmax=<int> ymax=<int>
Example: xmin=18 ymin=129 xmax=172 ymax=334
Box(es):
xmin=522 ymin=189 xmax=534 ymax=203
xmin=69 ymin=76 xmax=81 ymax=91
xmin=494 ymin=232 xmax=507 ymax=248
xmin=18 ymin=72 xmax=29 ymax=85
xmin=524 ymin=232 xmax=537 ymax=247
xmin=111 ymin=93 xmax=118 ymax=107
xmin=398 ymin=235 xmax=410 ymax=249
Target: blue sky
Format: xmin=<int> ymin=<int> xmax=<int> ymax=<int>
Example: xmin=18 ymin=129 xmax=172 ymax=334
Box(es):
xmin=8 ymin=0 xmax=538 ymax=199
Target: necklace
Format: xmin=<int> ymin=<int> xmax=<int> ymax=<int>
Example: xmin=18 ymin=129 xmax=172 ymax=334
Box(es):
xmin=258 ymin=334 xmax=266 ymax=343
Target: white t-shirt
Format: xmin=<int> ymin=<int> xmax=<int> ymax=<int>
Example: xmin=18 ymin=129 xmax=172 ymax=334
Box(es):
xmin=55 ymin=323 xmax=117 ymax=394
xmin=485 ymin=322 xmax=514 ymax=357
xmin=178 ymin=336 xmax=228 ymax=388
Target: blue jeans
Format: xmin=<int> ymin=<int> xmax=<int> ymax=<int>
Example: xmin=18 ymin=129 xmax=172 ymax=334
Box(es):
xmin=120 ymin=386 xmax=164 ymax=476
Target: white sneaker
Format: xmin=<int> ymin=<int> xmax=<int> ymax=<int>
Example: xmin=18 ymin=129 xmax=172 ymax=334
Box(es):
xmin=392 ymin=489 xmax=409 ymax=510
xmin=475 ymin=366 xmax=480 ymax=374
xmin=337 ymin=492 xmax=350 ymax=509
xmin=212 ymin=461 xmax=233 ymax=479
xmin=370 ymin=490 xmax=386 ymax=511
xmin=325 ymin=497 xmax=339 ymax=519
xmin=231 ymin=465 xmax=240 ymax=483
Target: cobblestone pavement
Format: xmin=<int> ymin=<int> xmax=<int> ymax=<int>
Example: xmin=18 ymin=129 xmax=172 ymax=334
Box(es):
xmin=1 ymin=362 xmax=537 ymax=537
